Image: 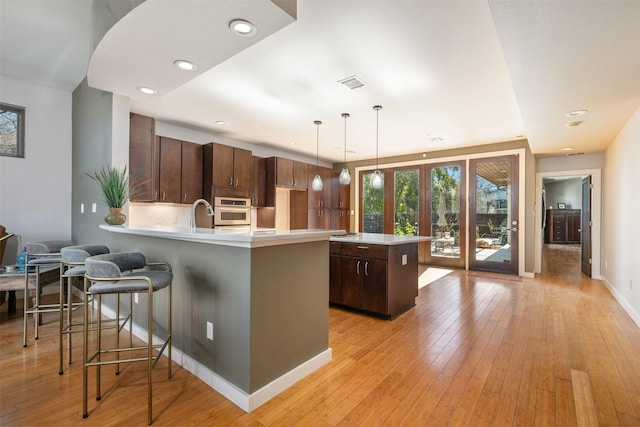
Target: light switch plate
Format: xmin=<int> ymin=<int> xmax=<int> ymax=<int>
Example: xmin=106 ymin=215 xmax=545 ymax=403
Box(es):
xmin=402 ymin=254 xmax=407 ymax=265
xmin=206 ymin=321 xmax=213 ymax=340
xmin=92 ymin=203 xmax=97 ymax=213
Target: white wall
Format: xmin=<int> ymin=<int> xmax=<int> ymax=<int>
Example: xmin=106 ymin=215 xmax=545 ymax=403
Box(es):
xmin=603 ymin=106 xmax=640 ymax=326
xmin=0 ymin=75 xmax=72 ymax=261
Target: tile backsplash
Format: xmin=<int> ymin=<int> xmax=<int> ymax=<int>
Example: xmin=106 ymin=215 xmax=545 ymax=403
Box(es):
xmin=128 ymin=203 xmax=191 ymax=227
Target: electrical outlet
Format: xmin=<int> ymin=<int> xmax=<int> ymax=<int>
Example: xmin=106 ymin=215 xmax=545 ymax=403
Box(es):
xmin=206 ymin=321 xmax=214 ymax=341
xmin=134 ymin=293 xmax=138 ymax=304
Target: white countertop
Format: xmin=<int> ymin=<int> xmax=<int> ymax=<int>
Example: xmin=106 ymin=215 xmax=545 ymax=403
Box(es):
xmin=101 ymin=224 xmax=346 ymax=248
xmin=329 ymin=233 xmax=432 ymax=246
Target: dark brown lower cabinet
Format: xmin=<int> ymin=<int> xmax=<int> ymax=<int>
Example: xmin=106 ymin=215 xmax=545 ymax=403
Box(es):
xmin=330 ymin=241 xmax=418 ymax=319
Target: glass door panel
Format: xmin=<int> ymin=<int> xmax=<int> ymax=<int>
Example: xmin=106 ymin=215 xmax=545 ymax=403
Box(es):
xmin=394 ymin=169 xmax=419 ymax=236
xmin=423 ymin=162 xmax=465 ymax=268
xmin=469 ymin=155 xmax=519 ymax=274
xmin=361 ymin=172 xmax=384 ymax=233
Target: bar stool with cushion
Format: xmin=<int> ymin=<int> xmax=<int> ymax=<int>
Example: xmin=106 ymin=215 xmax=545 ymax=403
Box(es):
xmin=83 ymin=252 xmax=172 ymax=425
xmin=59 ymin=244 xmax=112 ymax=375
xmin=23 ymin=240 xmax=74 ymax=347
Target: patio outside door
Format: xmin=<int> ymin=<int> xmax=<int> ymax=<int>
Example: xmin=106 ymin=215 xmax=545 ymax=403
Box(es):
xmin=469 ymin=155 xmax=519 ymax=275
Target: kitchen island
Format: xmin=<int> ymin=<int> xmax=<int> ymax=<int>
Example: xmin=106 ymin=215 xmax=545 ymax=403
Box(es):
xmin=329 ymin=233 xmax=432 ymax=319
xmin=99 ymin=224 xmax=345 ymax=412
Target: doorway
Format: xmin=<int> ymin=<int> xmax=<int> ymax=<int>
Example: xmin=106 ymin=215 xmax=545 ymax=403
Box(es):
xmin=535 ymin=169 xmax=601 ymax=279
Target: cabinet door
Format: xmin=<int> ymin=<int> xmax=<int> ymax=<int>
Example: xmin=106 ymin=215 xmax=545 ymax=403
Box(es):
xmin=331 ymin=169 xmax=351 ymax=209
xmin=308 ymin=208 xmax=330 ymax=229
xmin=293 ymin=161 xmax=308 ymax=189
xmin=362 ymin=259 xmax=387 ymax=314
xmin=276 ymin=157 xmax=294 ymax=187
xmin=181 ymin=142 xmax=202 ymax=204
xmin=308 ymin=166 xmax=331 ymax=208
xmin=158 ymin=137 xmax=182 ymax=203
xmin=233 ymin=147 xmax=253 ymax=192
xmin=129 ymin=113 xmax=157 ymax=201
xmin=567 ymin=211 xmax=581 ymax=242
xmin=252 ymin=156 xmax=267 ymax=207
xmin=331 ymin=209 xmax=350 ymax=232
xmin=330 ymin=254 xmax=342 ymax=304
xmin=212 ymin=143 xmax=234 ymax=188
xmin=341 ymin=257 xmax=363 ymax=309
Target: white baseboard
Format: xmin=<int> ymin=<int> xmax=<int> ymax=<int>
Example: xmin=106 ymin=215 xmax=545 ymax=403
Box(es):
xmin=602 ymin=278 xmax=640 ymax=328
xmin=98 ymin=304 xmax=332 ymax=412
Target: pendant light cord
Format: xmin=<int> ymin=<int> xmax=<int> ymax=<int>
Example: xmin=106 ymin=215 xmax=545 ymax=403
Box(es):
xmin=314 ymin=120 xmax=321 ymax=171
xmin=374 ymin=105 xmax=382 ymax=169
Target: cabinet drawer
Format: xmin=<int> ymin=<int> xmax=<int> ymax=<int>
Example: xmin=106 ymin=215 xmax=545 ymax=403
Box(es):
xmin=330 ymin=241 xmax=342 ymax=255
xmin=341 ymin=243 xmax=387 ymax=260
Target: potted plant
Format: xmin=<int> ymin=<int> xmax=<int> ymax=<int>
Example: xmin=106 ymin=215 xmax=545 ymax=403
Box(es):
xmin=86 ymin=165 xmax=136 ymax=225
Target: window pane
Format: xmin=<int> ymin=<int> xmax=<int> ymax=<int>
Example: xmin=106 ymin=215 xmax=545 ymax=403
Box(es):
xmin=394 ymin=169 xmax=419 ymax=235
xmin=431 ymin=165 xmax=461 ymax=258
xmin=362 ymin=172 xmax=384 ymax=233
xmin=0 ymin=103 xmax=25 ymax=158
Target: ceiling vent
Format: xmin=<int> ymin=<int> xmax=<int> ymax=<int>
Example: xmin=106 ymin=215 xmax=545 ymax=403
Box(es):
xmin=338 ymin=75 xmax=367 ymax=90
xmin=566 ymin=121 xmax=583 ymax=128
xmin=567 ymin=152 xmax=586 ymax=156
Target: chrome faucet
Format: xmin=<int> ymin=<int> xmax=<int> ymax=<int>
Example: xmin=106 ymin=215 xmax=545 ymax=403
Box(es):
xmin=190 ymin=199 xmax=214 ymax=231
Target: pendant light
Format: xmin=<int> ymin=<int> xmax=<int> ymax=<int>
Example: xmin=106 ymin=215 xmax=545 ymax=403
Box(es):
xmin=311 ymin=120 xmax=323 ymax=191
xmin=338 ymin=113 xmax=351 ymax=185
xmin=371 ymin=105 xmax=384 ymax=189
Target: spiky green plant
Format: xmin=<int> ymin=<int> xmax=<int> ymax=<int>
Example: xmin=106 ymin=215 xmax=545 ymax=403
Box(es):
xmin=86 ymin=165 xmax=137 ymax=208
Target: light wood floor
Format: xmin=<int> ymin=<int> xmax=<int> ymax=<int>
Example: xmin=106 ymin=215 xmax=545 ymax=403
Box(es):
xmin=2 ymin=244 xmax=640 ymax=426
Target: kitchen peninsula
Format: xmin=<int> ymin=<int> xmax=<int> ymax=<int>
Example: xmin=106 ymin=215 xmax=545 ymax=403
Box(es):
xmin=100 ymin=224 xmax=344 ymax=412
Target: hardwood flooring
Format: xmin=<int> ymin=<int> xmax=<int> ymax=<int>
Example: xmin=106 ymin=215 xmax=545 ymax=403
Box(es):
xmin=2 ymin=244 xmax=640 ymax=425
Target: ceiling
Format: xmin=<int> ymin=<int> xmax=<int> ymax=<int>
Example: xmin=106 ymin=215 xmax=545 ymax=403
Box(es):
xmin=1 ymin=0 xmax=639 ymax=164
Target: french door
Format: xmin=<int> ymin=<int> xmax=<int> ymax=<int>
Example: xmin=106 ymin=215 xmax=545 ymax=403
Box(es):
xmin=469 ymin=155 xmax=519 ymax=275
xmin=422 ymin=161 xmax=466 ymax=268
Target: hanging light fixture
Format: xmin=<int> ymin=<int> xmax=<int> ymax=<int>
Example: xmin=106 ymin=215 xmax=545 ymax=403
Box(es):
xmin=339 ymin=113 xmax=351 ymax=185
xmin=371 ymin=105 xmax=384 ymax=189
xmin=311 ymin=120 xmax=323 ymax=191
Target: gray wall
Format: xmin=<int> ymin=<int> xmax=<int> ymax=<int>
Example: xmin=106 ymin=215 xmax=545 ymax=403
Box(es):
xmin=544 ymin=178 xmax=582 ymax=210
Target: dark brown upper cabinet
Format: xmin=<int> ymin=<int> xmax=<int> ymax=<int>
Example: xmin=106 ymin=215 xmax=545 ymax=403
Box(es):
xmin=203 ymin=143 xmax=253 ymax=200
xmin=129 ymin=113 xmax=158 ymax=202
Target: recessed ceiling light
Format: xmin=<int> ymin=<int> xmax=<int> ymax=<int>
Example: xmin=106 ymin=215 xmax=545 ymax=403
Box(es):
xmin=565 ymin=109 xmax=588 ymax=117
xmin=229 ymin=19 xmax=256 ymax=37
xmin=290 ymin=142 xmax=297 ymax=146
xmin=215 ymin=121 xmax=227 ymax=125
xmin=562 ymin=147 xmax=574 ymax=151
xmin=137 ymin=86 xmax=156 ymax=95
xmin=566 ymin=121 xmax=583 ymax=128
xmin=174 ymin=60 xmax=196 ymax=71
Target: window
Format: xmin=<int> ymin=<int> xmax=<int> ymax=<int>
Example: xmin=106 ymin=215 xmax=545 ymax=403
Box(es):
xmin=394 ymin=168 xmax=419 ymax=235
xmin=0 ymin=103 xmax=25 ymax=158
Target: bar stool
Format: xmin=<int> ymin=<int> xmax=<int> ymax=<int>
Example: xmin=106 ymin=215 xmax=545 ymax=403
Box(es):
xmin=83 ymin=252 xmax=172 ymax=425
xmin=23 ymin=240 xmax=74 ymax=347
xmin=59 ymin=244 xmax=112 ymax=375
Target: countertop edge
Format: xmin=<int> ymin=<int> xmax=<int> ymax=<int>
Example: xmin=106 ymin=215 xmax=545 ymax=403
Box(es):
xmin=100 ymin=224 xmax=344 ymax=248
xmin=329 ymin=234 xmax=433 ymax=246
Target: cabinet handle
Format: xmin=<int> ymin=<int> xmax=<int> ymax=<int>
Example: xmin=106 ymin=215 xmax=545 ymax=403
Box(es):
xmin=162 ymin=191 xmax=165 ymax=201
xmin=317 ymin=210 xmax=321 ymax=217
xmin=235 ymin=178 xmax=238 ymax=187
xmin=183 ymin=192 xmax=187 ymax=202
xmin=229 ymin=176 xmax=233 ymax=186
xmin=356 ymin=260 xmax=361 ymax=275
xmin=357 ymin=246 xmax=369 ymax=250
xmin=365 ymin=261 xmax=369 ymax=276
xmin=293 ymin=178 xmax=297 ymax=186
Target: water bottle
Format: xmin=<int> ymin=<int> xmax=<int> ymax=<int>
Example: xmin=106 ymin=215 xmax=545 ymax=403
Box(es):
xmin=17 ymin=249 xmax=26 ymax=273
